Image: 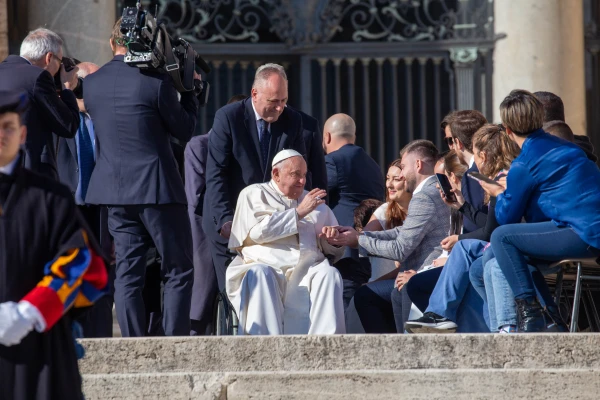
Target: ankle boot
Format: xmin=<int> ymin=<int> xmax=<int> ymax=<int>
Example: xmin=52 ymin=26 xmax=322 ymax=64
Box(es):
xmin=545 ymin=305 xmax=569 ymax=332
xmin=515 ymin=298 xmax=547 ymax=332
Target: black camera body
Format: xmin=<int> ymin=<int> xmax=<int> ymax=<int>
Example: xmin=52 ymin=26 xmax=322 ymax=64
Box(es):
xmin=119 ymin=2 xmax=210 ymax=105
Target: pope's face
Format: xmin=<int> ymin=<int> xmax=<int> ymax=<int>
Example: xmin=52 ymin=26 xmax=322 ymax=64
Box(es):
xmin=0 ymin=112 xmax=26 ymax=167
xmin=273 ymin=156 xmax=307 ymax=200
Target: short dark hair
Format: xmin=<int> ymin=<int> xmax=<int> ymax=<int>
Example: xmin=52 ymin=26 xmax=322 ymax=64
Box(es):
xmin=448 ymin=110 xmax=487 ymax=152
xmin=440 ymin=111 xmax=458 ymax=130
xmin=400 ymin=139 xmax=439 ymax=165
xmin=543 ymin=120 xmax=574 ymax=142
xmin=227 ymin=94 xmax=248 ymax=105
xmin=534 ymin=91 xmax=565 ymax=122
xmin=353 ymin=199 xmax=383 ymax=232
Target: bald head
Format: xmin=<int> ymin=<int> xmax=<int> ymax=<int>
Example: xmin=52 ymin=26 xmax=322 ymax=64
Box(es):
xmin=77 ymin=62 xmax=99 ymax=78
xmin=322 ymin=113 xmax=356 ymax=154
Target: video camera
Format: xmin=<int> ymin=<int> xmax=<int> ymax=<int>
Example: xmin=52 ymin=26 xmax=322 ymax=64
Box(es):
xmin=119 ymin=1 xmax=210 ymax=105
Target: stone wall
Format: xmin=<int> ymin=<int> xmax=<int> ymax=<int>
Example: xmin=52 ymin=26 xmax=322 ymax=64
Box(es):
xmin=0 ymin=0 xmax=8 ymax=61
xmin=26 ymin=0 xmax=115 ymax=66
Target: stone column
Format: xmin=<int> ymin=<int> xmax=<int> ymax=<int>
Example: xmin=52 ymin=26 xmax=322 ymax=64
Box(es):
xmin=493 ymin=0 xmax=586 ymax=134
xmin=27 ymin=0 xmax=116 ymax=66
xmin=0 ymin=0 xmax=8 ymax=61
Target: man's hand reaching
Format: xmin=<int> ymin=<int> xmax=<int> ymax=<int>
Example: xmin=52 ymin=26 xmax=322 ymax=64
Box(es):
xmin=324 ymin=226 xmax=360 ymax=249
xmin=219 ymin=221 xmax=233 ymax=239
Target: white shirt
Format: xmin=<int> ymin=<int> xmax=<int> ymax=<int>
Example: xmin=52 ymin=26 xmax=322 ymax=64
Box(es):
xmin=468 ymin=154 xmax=475 ymax=168
xmin=251 ymin=100 xmax=271 ymax=140
xmin=413 ymin=175 xmax=435 ymax=195
xmin=0 ymin=155 xmax=20 ymax=175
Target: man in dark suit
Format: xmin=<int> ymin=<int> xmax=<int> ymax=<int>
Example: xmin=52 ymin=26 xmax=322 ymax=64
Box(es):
xmin=0 ymin=28 xmax=80 ymax=179
xmin=323 ymin=113 xmax=385 ymax=308
xmin=289 ymin=106 xmax=327 ymax=191
xmin=203 ymin=64 xmax=306 ymax=290
xmin=83 ymin=19 xmax=199 ymax=337
xmin=54 ymin=61 xmax=113 ymax=337
xmin=447 ymin=110 xmax=487 ymax=233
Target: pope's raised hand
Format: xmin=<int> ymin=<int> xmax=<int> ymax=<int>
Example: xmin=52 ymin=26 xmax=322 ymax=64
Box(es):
xmin=297 ymin=188 xmax=326 ymax=220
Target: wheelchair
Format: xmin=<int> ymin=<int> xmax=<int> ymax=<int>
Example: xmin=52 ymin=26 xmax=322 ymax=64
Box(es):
xmin=213 ymin=290 xmax=239 ymax=335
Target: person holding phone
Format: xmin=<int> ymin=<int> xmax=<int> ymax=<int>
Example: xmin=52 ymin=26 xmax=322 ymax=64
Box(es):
xmin=405 ymin=125 xmax=520 ymax=333
xmin=478 ymin=90 xmax=600 ymax=332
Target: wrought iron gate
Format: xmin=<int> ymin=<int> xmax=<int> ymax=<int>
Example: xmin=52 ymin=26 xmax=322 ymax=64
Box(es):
xmin=121 ymin=0 xmax=496 ymax=169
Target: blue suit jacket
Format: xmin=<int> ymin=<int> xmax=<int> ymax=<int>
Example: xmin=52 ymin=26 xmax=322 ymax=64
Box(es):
xmin=0 ymin=55 xmax=79 ymax=178
xmin=184 ymin=132 xmax=210 ymax=216
xmin=83 ymin=55 xmax=198 ymax=205
xmin=289 ymin=107 xmax=327 ymax=191
xmin=326 ymin=144 xmax=385 ymax=228
xmin=202 ymin=98 xmax=306 ymax=242
xmin=461 ymin=162 xmax=487 ymax=233
xmin=496 ymin=130 xmax=600 ymax=250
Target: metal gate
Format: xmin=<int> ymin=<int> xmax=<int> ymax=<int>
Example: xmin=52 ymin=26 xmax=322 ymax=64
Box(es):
xmin=123 ymin=0 xmax=497 ymax=169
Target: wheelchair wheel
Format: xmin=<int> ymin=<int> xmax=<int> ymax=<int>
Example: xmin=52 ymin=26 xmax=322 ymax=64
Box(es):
xmin=214 ymin=291 xmax=238 ymax=335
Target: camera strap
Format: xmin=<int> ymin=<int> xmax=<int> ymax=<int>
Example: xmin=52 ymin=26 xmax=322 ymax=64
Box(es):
xmin=160 ymin=24 xmax=187 ymax=93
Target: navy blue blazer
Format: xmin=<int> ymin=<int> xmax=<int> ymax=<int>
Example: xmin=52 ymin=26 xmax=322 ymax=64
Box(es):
xmin=83 ymin=55 xmax=198 ymax=205
xmin=0 ymin=55 xmax=79 ymax=178
xmin=461 ymin=162 xmax=487 ymax=233
xmin=325 ymin=144 xmax=385 ymax=227
xmin=289 ymin=107 xmax=327 ymax=191
xmin=203 ymin=98 xmax=306 ymax=242
xmin=184 ymin=132 xmax=210 ymax=216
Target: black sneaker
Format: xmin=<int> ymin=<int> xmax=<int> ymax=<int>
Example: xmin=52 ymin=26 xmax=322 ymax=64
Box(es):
xmin=405 ymin=312 xmax=458 ymax=334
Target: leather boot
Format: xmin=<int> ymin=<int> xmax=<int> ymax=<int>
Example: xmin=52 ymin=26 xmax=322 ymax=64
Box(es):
xmin=515 ymin=298 xmax=547 ymax=332
xmin=545 ymin=305 xmax=569 ymax=332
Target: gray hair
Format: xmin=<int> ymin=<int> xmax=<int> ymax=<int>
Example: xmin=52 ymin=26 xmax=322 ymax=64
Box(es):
xmin=253 ymin=63 xmax=287 ymax=89
xmin=20 ymin=28 xmax=63 ymax=63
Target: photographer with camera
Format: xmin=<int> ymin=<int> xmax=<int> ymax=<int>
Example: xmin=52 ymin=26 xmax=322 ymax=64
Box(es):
xmin=0 ymin=28 xmax=80 ymax=179
xmin=83 ymin=18 xmax=199 ymax=337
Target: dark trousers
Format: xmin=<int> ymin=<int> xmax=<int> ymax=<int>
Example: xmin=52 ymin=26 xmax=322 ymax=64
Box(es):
xmin=108 ymin=204 xmax=194 ymax=336
xmin=210 ymin=237 xmax=236 ymax=291
xmin=189 ymin=209 xmax=218 ymax=335
xmin=74 ymin=205 xmax=114 ymax=338
xmin=354 ymin=279 xmax=411 ymax=333
xmin=405 ymin=267 xmax=443 ymax=312
xmin=491 ymin=222 xmax=599 ymax=300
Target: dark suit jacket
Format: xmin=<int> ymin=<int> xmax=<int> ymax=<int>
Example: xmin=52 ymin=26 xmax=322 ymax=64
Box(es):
xmin=203 ymin=98 xmax=305 ymax=242
xmin=184 ymin=132 xmax=210 ymax=216
xmin=83 ymin=55 xmax=198 ymax=205
xmin=461 ymin=162 xmax=487 ymax=233
xmin=288 ymin=107 xmax=327 ymax=191
xmin=326 ymin=143 xmax=385 ymax=228
xmin=0 ymin=55 xmax=79 ymax=178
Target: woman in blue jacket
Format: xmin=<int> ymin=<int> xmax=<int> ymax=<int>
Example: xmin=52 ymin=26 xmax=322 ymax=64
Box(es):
xmin=480 ymin=89 xmax=600 ymax=332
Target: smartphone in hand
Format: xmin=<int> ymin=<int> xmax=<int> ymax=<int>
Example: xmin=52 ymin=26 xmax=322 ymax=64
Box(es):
xmin=435 ymin=173 xmax=457 ymax=203
xmin=467 ymin=171 xmax=502 ymax=186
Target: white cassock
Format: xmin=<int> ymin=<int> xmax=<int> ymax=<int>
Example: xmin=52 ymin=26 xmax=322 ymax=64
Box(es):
xmin=227 ymin=181 xmax=346 ymax=335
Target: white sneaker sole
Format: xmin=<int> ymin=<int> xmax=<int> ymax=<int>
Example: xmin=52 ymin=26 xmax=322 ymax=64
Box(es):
xmin=405 ymin=322 xmax=458 ymax=334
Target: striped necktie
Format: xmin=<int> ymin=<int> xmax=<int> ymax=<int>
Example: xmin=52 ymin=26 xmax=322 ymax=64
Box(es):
xmin=78 ymin=114 xmax=95 ymax=201
xmin=259 ymin=119 xmax=271 ymax=167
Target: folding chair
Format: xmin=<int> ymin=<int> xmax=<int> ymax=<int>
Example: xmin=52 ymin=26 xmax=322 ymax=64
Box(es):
xmin=547 ymin=258 xmax=600 ymax=332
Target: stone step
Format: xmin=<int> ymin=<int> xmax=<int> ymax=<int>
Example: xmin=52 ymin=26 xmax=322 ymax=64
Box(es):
xmin=82 ymin=369 xmax=600 ymax=400
xmin=79 ymin=334 xmax=600 ymax=375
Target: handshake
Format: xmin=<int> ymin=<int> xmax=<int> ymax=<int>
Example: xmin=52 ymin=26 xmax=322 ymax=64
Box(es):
xmin=319 ymin=225 xmax=361 ymax=249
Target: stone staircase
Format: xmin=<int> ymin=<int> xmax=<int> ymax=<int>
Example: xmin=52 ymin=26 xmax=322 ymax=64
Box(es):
xmin=79 ymin=334 xmax=600 ymax=399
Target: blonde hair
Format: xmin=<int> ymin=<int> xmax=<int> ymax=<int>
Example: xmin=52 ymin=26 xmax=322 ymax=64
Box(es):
xmin=499 ymin=89 xmax=544 ymax=136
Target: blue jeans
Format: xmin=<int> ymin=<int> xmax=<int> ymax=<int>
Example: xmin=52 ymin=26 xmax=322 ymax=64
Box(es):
xmin=483 ymin=257 xmax=562 ymax=330
xmin=491 ymin=222 xmax=598 ymax=300
xmin=425 ymin=239 xmax=489 ymax=332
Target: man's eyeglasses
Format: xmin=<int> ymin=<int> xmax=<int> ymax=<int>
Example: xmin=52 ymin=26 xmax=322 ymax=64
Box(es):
xmin=51 ymin=53 xmax=63 ymax=65
xmin=444 ymin=137 xmax=454 ymax=147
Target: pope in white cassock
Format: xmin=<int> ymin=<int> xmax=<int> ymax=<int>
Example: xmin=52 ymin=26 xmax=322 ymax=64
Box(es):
xmin=226 ymin=149 xmax=346 ymax=335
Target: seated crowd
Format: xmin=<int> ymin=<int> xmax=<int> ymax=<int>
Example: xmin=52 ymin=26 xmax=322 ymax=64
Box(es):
xmin=227 ymin=89 xmax=600 ymax=335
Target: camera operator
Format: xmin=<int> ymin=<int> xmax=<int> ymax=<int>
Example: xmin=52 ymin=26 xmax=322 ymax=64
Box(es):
xmin=83 ymin=18 xmax=199 ymax=337
xmin=0 ymin=28 xmax=80 ymax=179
